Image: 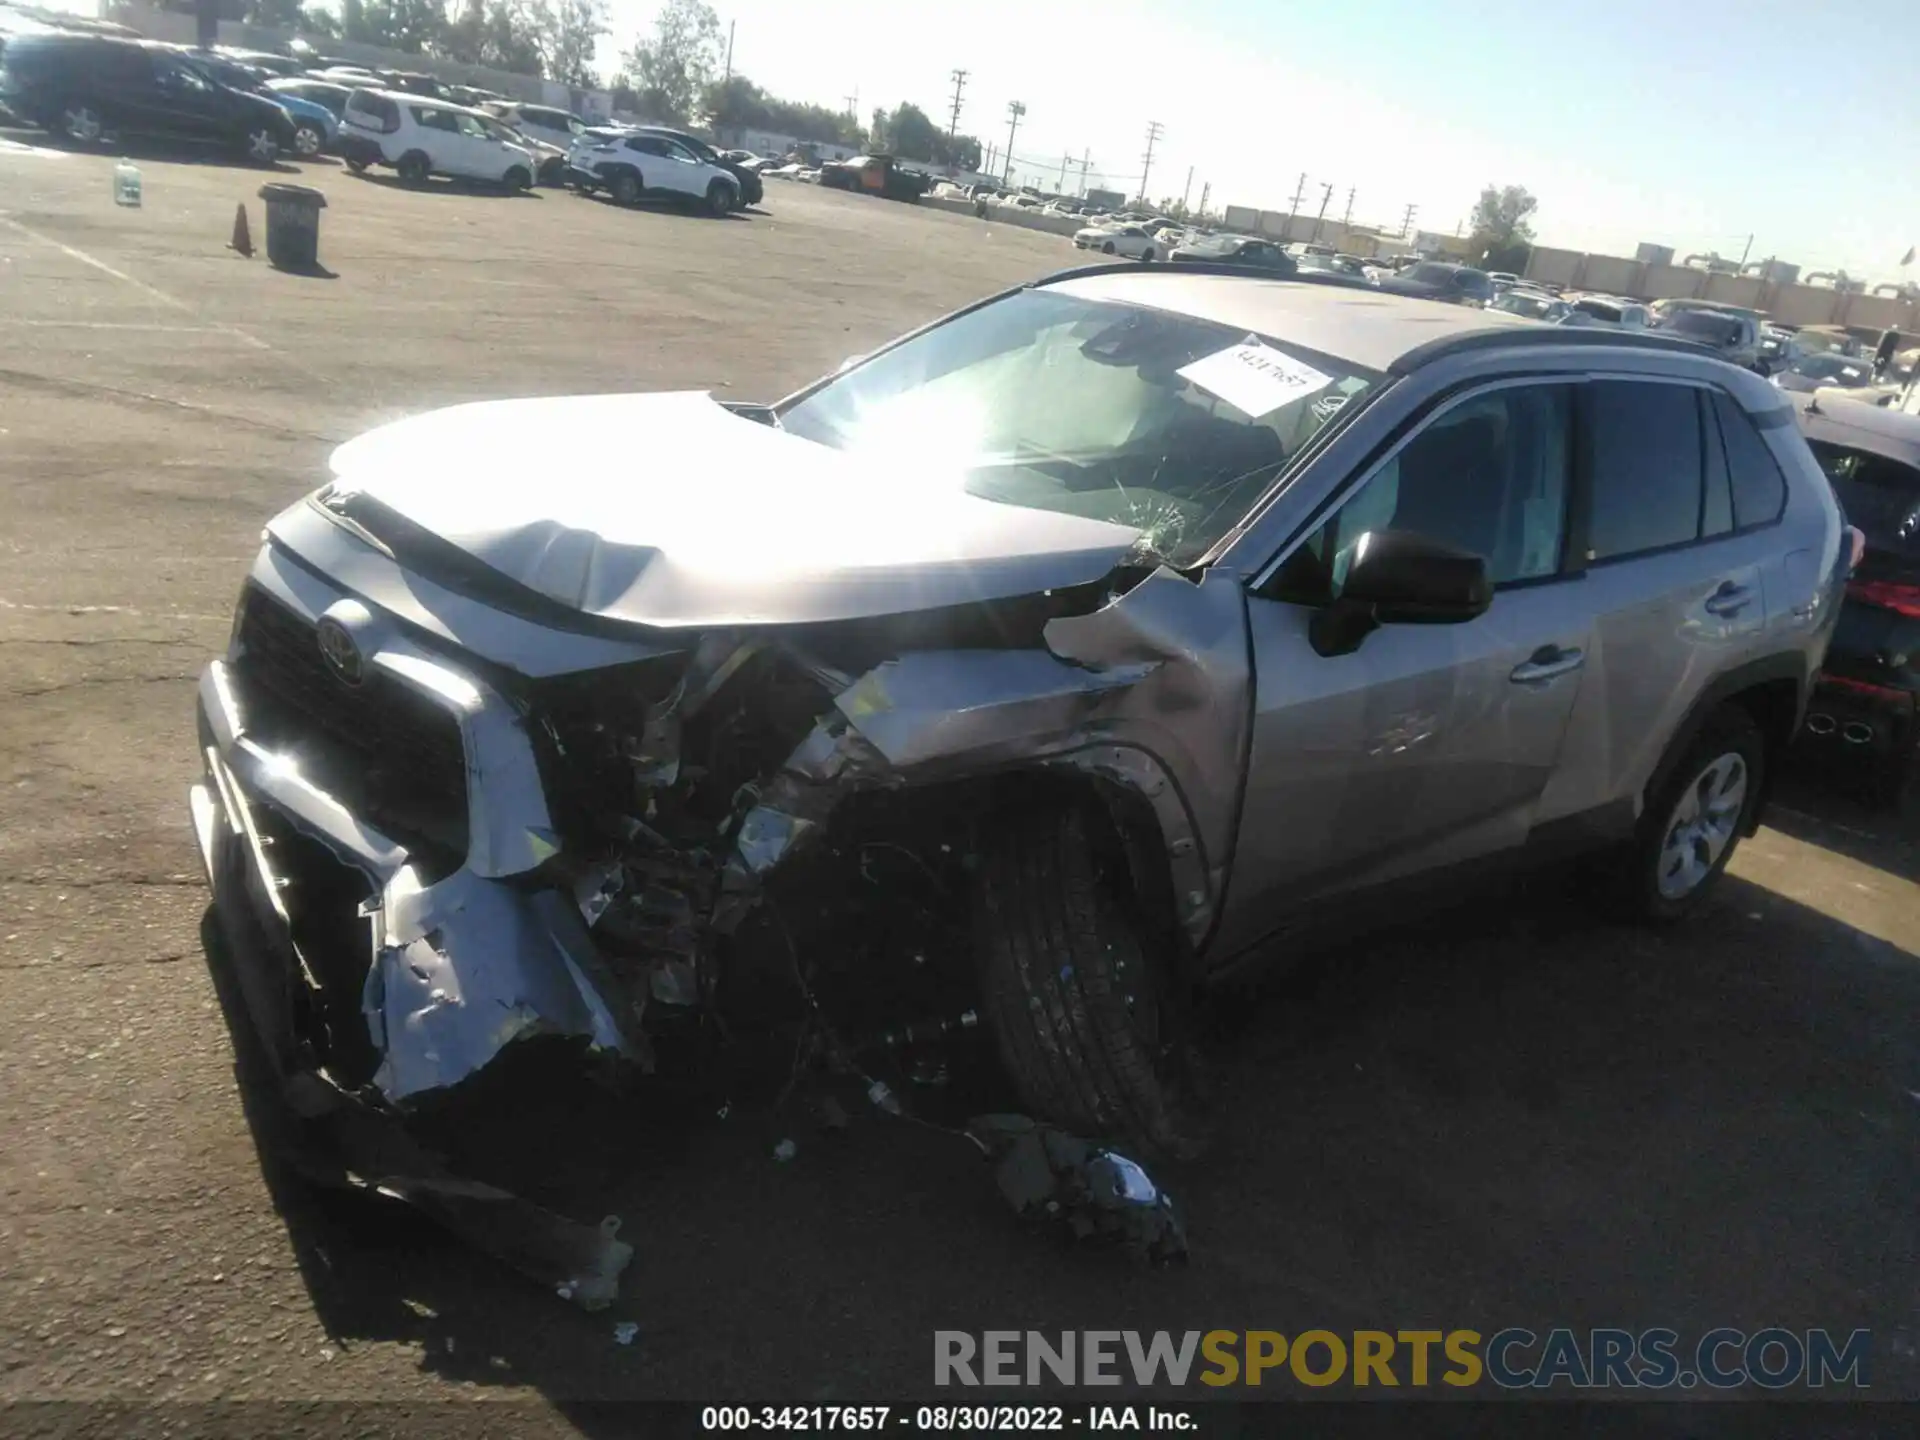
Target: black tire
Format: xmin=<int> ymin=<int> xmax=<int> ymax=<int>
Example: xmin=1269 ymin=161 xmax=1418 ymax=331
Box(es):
xmin=344 ymin=157 xmax=368 ymax=175
xmin=610 ymin=170 xmax=641 ymax=205
xmin=292 ymin=123 xmax=325 ymax=160
xmin=396 ymin=151 xmax=430 ymax=186
xmin=1141 ymin=248 xmax=1156 ymax=264
xmin=1101 ymin=240 xmax=1116 ymax=254
xmin=504 ymin=165 xmax=532 ymax=191
xmin=537 ymin=157 xmax=564 ymax=187
xmin=973 ymin=807 xmax=1200 ymax=1157
xmin=1620 ymin=704 xmax=1767 ymax=922
xmin=706 ymin=179 xmax=735 ymax=216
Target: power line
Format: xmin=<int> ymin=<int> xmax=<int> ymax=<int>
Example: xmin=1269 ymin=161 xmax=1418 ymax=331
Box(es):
xmin=946 ymin=69 xmax=967 ymax=137
xmin=1138 ymin=120 xmax=1163 ymax=205
xmin=1002 ymin=101 xmax=1026 ymax=185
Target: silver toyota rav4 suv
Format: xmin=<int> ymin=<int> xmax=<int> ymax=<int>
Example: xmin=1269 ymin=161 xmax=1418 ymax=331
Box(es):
xmin=190 ymin=266 xmax=1847 ymax=1199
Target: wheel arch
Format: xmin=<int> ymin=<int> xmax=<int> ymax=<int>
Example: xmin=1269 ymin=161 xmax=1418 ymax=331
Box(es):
xmin=1643 ymin=653 xmax=1808 ymax=838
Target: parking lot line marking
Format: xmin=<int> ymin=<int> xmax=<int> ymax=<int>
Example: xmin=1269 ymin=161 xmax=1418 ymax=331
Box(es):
xmin=0 ymin=320 xmax=234 ymax=335
xmin=0 ymin=216 xmax=270 ymax=351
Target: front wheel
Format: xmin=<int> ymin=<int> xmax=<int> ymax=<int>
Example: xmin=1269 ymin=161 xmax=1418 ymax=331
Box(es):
xmin=610 ymin=170 xmax=641 ymax=205
xmin=344 ymin=157 xmax=368 ymax=175
xmin=396 ymin=151 xmax=430 ymax=186
xmin=706 ymin=180 xmax=736 ymax=216
xmin=1101 ymin=240 xmax=1116 ymax=254
xmin=1622 ymin=704 xmax=1766 ymax=921
xmin=291 ymin=123 xmax=324 ymax=160
xmin=1140 ymin=248 xmax=1156 ymax=264
xmin=973 ymin=807 xmax=1203 ymax=1159
xmin=503 ymin=165 xmax=532 ymax=192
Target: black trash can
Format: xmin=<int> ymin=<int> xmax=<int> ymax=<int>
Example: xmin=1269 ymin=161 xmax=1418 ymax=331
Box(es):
xmin=257 ymin=183 xmax=327 ymax=272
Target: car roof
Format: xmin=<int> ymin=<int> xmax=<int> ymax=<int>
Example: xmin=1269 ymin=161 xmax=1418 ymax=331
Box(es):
xmin=1033 ymin=266 xmax=1722 ymax=374
xmin=357 ymin=89 xmax=490 ymax=118
xmin=1794 ymin=392 xmax=1920 ymax=463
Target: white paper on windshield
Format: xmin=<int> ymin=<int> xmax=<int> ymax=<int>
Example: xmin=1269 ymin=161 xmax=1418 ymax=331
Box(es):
xmin=1177 ymin=341 xmax=1333 ymax=418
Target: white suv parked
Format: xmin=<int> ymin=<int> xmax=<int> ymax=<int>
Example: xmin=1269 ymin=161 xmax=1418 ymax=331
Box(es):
xmin=338 ymin=89 xmax=537 ymax=189
xmin=565 ymin=128 xmax=740 ymax=215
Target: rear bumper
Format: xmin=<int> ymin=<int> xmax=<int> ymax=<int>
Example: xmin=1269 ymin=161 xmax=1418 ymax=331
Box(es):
xmin=335 ymin=133 xmax=384 ymax=167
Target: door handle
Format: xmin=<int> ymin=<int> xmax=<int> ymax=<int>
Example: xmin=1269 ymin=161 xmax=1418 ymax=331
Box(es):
xmin=1510 ymin=645 xmax=1585 ymax=684
xmin=1704 ymin=582 xmax=1753 ymax=617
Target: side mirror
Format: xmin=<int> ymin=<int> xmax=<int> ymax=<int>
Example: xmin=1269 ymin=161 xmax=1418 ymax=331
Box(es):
xmin=1308 ymin=530 xmax=1493 ymax=657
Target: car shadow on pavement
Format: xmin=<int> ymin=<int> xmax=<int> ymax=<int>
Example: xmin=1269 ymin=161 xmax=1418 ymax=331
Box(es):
xmin=194 ymin=799 xmax=1920 ymax=1402
xmin=3 ymin=127 xmax=305 ymax=174
xmin=1768 ymin=752 xmax=1919 ymax=882
xmin=350 ymin=174 xmax=542 ymax=198
xmin=575 ymin=194 xmax=751 ymax=221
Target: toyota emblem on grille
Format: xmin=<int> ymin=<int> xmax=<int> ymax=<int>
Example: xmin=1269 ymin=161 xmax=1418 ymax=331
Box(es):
xmin=315 ymin=617 xmax=366 ymax=687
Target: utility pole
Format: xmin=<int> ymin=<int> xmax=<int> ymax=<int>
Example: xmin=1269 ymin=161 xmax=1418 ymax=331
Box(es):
xmin=1057 ymin=153 xmax=1069 ymax=192
xmin=946 ymin=69 xmax=968 ymax=137
xmin=1197 ymin=179 xmax=1210 ymax=219
xmin=723 ymin=19 xmax=735 ymax=84
xmin=1181 ymin=164 xmax=1194 ymax=213
xmin=1341 ymin=186 xmax=1355 ymax=231
xmin=1399 ymin=203 xmax=1417 ymax=240
xmin=1288 ymin=171 xmax=1308 ymax=238
xmin=1739 ymin=233 xmax=1754 ymax=267
xmin=983 ymin=142 xmax=995 ymax=175
xmin=1002 ymin=101 xmax=1025 ymax=185
xmin=1138 ymin=120 xmax=1163 ymax=205
xmin=1077 ymin=149 xmax=1090 ymax=196
xmin=1310 ymin=182 xmax=1333 ymax=242
xmin=844 ymin=90 xmax=858 ymax=121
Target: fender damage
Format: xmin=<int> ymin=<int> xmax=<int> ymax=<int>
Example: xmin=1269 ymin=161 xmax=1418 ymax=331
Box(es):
xmin=191 ymin=479 xmax=1252 ymax=1302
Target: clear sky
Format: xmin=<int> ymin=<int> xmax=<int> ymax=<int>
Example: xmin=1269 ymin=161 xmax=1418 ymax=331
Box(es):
xmin=600 ymin=0 xmax=1917 ymax=280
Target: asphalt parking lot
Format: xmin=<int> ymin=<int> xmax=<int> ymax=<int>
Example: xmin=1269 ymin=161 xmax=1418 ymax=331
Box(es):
xmin=3 ymin=137 xmax=1919 ymax=1416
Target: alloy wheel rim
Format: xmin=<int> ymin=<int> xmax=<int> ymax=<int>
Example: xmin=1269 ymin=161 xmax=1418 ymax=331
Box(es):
xmin=66 ymin=107 xmax=101 ymax=141
xmin=1656 ymin=752 xmax=1748 ymax=899
xmin=248 ymin=129 xmax=277 ymax=163
xmin=295 ymin=128 xmax=320 ymax=157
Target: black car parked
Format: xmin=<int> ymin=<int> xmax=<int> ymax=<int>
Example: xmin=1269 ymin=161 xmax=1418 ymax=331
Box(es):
xmin=1376 ymin=260 xmax=1496 ymax=307
xmin=0 ymin=34 xmax=294 ymax=163
xmin=632 ymin=124 xmax=764 ymax=206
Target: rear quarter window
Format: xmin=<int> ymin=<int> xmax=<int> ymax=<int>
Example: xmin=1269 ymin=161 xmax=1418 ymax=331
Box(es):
xmin=1710 ymin=392 xmax=1787 ymax=528
xmin=346 ymin=91 xmax=399 ymax=126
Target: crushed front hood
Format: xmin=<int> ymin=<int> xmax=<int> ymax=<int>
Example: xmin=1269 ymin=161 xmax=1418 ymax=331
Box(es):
xmin=323 ymin=391 xmax=1145 ymax=628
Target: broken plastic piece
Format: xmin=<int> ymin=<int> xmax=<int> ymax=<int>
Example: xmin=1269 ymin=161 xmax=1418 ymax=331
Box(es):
xmin=613 ymin=1321 xmax=640 ymax=1346
xmin=967 ymin=1114 xmax=1188 ymax=1264
xmin=773 ymin=1138 xmax=798 ymax=1162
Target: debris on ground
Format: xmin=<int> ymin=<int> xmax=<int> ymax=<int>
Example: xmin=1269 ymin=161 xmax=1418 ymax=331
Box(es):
xmin=967 ymin=1114 xmax=1189 ymax=1264
xmin=613 ymin=1321 xmax=641 ymax=1346
xmin=773 ymin=1137 xmax=798 ymax=1162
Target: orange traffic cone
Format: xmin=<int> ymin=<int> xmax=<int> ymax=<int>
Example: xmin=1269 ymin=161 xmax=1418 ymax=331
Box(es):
xmin=228 ymin=203 xmax=252 ymax=258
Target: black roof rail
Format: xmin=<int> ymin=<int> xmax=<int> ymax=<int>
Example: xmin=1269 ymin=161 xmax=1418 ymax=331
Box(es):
xmin=1389 ymin=326 xmax=1718 ymax=375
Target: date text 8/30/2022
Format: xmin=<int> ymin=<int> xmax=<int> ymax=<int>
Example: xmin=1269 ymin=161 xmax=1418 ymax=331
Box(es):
xmin=700 ymin=1406 xmax=1196 ymax=1431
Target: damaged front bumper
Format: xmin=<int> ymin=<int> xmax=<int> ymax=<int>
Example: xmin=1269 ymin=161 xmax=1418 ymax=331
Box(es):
xmin=190 ymin=648 xmax=637 ymax=1307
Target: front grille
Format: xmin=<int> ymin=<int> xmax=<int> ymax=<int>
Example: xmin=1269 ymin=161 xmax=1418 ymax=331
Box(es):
xmin=232 ymin=587 xmax=470 ymax=865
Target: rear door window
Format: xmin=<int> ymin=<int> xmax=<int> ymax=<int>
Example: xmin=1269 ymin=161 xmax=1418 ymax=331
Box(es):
xmin=1586 ymin=381 xmax=1706 ymax=562
xmin=411 ymin=106 xmax=459 ymax=133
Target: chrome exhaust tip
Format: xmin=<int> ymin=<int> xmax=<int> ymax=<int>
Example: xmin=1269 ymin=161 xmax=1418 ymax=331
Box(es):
xmin=1841 ymin=721 xmax=1876 ymax=745
xmin=1805 ymin=712 xmax=1837 ymax=736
